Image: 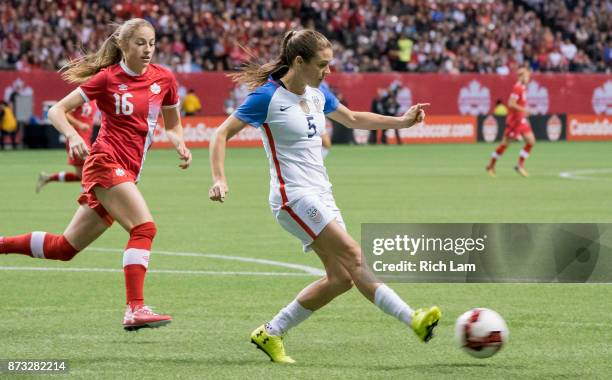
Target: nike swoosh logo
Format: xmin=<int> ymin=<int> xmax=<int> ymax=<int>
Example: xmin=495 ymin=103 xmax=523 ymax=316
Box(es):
xmin=280 ymin=105 xmax=294 ymax=111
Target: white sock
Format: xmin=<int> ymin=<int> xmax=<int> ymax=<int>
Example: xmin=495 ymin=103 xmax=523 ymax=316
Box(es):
xmin=374 ymin=284 xmax=413 ymax=326
xmin=266 ymin=300 xmax=313 ymax=336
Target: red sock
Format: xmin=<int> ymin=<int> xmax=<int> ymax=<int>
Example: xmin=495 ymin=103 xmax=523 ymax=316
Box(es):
xmin=124 ymin=265 xmax=147 ymax=310
xmin=49 ymin=171 xmax=81 ymax=182
xmin=0 ymin=232 xmax=77 ymax=260
xmin=1 ymin=233 xmax=32 ymax=255
xmin=123 ymin=222 xmax=157 ymax=309
xmin=518 ymin=144 xmax=533 ymax=167
xmin=488 ymin=144 xmax=507 ymax=169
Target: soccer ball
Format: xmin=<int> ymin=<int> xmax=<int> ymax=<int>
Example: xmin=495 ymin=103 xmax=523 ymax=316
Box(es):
xmin=455 ymin=308 xmax=509 ymax=358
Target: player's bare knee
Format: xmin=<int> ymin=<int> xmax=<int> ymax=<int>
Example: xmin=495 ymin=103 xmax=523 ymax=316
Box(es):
xmin=328 ymin=275 xmax=353 ymax=293
xmin=339 ymin=242 xmax=363 ymax=271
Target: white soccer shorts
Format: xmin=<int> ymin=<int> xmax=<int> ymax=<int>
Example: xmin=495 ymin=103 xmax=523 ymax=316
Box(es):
xmin=272 ymin=192 xmax=346 ymax=252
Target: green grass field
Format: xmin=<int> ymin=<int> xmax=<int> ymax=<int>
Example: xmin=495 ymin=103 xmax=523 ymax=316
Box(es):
xmin=1 ymin=142 xmax=611 ymax=379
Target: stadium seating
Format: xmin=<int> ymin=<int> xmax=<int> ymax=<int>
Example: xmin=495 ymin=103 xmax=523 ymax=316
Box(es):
xmin=0 ymin=0 xmax=609 ymax=73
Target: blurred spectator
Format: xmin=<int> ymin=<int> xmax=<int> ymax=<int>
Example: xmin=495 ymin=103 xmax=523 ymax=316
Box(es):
xmin=0 ymin=1 xmax=609 ymax=74
xmin=224 ymin=83 xmax=249 ymax=115
xmin=369 ymin=89 xmax=387 ymax=144
xmin=182 ymin=88 xmax=202 ymax=116
xmin=368 ymin=85 xmax=401 ymax=145
xmin=0 ymin=100 xmax=18 ymax=150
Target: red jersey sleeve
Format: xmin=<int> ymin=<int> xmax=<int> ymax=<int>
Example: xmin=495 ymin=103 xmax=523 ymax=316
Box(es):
xmin=78 ymin=69 xmax=108 ymax=103
xmin=162 ymin=72 xmax=180 ymax=108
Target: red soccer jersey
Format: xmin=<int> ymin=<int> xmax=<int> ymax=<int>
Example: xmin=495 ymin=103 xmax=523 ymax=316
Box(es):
xmin=507 ymin=82 xmax=526 ymax=127
xmin=78 ymin=61 xmax=179 ymax=179
xmin=70 ymin=101 xmax=97 ymax=144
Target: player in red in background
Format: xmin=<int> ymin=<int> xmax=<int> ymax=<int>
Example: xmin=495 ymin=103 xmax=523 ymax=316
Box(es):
xmin=36 ymin=101 xmax=98 ymax=193
xmin=0 ymin=19 xmax=192 ymax=331
xmin=486 ymin=67 xmax=535 ymax=177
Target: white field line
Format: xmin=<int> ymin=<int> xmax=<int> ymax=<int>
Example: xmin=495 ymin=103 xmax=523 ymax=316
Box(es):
xmin=0 ymin=246 xmax=325 ymax=277
xmin=88 ymin=247 xmax=325 ymax=276
xmin=0 ymin=266 xmax=315 ymax=277
xmin=559 ymin=168 xmax=612 ymax=181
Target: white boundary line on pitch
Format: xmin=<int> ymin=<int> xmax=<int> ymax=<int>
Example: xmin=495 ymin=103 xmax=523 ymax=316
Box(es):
xmin=559 ymin=168 xmax=612 ymax=181
xmin=0 ymin=266 xmax=316 ymax=277
xmin=0 ymin=246 xmax=325 ymax=277
xmin=88 ymin=247 xmax=325 ymax=276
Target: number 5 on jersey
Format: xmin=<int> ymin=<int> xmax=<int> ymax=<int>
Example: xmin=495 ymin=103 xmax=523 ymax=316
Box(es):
xmin=306 ymin=115 xmax=317 ymax=138
xmin=114 ymin=93 xmax=134 ymax=115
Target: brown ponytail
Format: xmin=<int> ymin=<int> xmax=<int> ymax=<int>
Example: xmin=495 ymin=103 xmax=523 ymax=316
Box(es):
xmin=61 ymin=18 xmax=154 ymax=84
xmin=230 ymin=29 xmax=332 ymax=90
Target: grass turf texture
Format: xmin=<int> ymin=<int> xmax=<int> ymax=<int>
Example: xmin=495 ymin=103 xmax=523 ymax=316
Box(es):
xmin=1 ymin=142 xmax=611 ymax=379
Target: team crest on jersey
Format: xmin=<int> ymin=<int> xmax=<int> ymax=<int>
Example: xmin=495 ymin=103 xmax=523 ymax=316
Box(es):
xmin=150 ymin=83 xmax=161 ymax=94
xmin=313 ymin=96 xmax=322 ymax=113
xmin=299 ymin=100 xmax=310 ymax=114
xmin=115 ymin=168 xmax=126 ymax=177
xmin=306 ymin=206 xmax=322 ymax=223
xmin=118 ymin=84 xmax=128 ymax=91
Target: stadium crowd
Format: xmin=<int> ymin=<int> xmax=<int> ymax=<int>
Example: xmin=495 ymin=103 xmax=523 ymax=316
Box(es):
xmin=0 ymin=0 xmax=609 ymax=74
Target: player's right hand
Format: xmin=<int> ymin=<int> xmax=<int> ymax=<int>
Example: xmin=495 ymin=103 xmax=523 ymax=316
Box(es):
xmin=67 ymin=133 xmax=89 ymax=160
xmin=209 ymin=180 xmax=229 ymax=203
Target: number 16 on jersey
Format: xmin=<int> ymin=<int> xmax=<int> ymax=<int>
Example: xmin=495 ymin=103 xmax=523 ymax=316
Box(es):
xmin=114 ymin=93 xmax=134 ymax=115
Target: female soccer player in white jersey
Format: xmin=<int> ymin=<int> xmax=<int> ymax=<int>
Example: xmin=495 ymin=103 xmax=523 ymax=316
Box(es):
xmin=1 ymin=19 xmax=192 ymax=331
xmin=209 ymin=30 xmax=441 ymax=363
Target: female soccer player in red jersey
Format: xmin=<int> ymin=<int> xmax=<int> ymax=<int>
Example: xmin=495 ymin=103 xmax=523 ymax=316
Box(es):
xmin=209 ymin=30 xmax=440 ymax=363
xmin=486 ymin=67 xmax=536 ymax=177
xmin=36 ymin=101 xmax=98 ymax=193
xmin=1 ymin=18 xmax=192 ymax=331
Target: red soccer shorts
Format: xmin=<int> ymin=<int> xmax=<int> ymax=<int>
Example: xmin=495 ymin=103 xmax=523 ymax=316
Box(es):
xmin=77 ymin=153 xmax=135 ymax=226
xmin=504 ymin=121 xmax=532 ymax=140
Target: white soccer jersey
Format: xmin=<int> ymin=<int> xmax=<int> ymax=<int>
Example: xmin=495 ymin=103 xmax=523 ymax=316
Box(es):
xmin=234 ymin=77 xmax=340 ymax=207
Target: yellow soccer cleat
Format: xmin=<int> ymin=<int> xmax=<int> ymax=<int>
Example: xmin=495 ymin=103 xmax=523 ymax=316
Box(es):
xmin=250 ymin=324 xmax=296 ymax=364
xmin=486 ymin=166 xmax=496 ymax=178
xmin=411 ymin=306 xmax=442 ymax=342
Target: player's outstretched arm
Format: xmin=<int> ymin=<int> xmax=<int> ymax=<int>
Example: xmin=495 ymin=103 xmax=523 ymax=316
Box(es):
xmin=162 ymin=106 xmax=192 ymax=169
xmin=327 ymin=103 xmax=429 ymax=130
xmin=48 ymin=88 xmax=89 ymax=160
xmin=208 ymin=115 xmax=248 ymax=203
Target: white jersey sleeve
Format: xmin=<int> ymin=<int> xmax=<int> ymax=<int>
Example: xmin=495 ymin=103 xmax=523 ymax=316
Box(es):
xmin=233 ymin=82 xmax=276 ymax=128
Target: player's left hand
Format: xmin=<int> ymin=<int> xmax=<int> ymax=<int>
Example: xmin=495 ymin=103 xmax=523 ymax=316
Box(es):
xmin=177 ymin=143 xmax=192 ymax=169
xmin=402 ymin=103 xmax=430 ymax=127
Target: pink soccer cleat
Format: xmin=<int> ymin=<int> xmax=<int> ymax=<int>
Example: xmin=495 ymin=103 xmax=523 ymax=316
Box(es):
xmin=123 ymin=305 xmax=172 ymax=331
